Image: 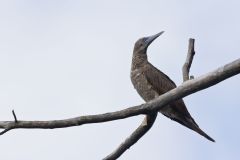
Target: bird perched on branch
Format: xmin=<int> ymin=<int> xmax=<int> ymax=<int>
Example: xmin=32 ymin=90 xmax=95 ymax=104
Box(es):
xmin=130 ymin=31 xmax=215 ymax=142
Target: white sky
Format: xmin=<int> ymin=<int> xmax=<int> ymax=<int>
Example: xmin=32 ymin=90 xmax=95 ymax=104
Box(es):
xmin=0 ymin=1 xmax=239 ymax=160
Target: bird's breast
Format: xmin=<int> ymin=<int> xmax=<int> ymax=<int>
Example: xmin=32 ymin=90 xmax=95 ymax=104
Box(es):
xmin=131 ymin=69 xmax=159 ymax=102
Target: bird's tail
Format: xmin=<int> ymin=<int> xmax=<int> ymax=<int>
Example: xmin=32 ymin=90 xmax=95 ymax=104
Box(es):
xmin=184 ymin=118 xmax=215 ymax=142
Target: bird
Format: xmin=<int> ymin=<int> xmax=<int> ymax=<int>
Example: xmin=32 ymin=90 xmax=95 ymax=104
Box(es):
xmin=130 ymin=31 xmax=215 ymax=142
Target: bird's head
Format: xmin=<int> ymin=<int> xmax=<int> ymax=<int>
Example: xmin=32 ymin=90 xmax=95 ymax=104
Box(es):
xmin=133 ymin=31 xmax=164 ymax=54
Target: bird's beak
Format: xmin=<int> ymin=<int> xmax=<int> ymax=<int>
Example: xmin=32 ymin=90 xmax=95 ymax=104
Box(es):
xmin=144 ymin=31 xmax=164 ymax=47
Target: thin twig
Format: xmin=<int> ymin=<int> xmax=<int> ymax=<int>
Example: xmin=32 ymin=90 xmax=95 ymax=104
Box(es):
xmin=182 ymin=38 xmax=195 ymax=81
xmin=0 ymin=128 xmax=12 ymax=135
xmin=12 ymin=110 xmax=18 ymax=123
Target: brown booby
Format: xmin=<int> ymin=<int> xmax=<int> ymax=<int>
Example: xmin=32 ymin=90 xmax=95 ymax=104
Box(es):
xmin=130 ymin=31 xmax=215 ymax=142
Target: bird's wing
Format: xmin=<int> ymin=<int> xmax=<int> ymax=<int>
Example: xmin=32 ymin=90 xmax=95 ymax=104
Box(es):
xmin=144 ymin=63 xmax=193 ymax=118
xmin=144 ymin=63 xmax=176 ymax=94
xmin=144 ymin=63 xmax=215 ymax=142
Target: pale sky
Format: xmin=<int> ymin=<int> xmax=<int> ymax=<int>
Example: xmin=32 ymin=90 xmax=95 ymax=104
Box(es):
xmin=0 ymin=1 xmax=239 ymax=160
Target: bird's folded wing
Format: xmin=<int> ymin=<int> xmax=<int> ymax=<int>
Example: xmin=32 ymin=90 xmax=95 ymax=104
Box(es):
xmin=144 ymin=63 xmax=194 ymax=119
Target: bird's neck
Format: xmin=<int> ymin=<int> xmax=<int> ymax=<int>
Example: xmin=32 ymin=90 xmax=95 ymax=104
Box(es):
xmin=131 ymin=52 xmax=148 ymax=70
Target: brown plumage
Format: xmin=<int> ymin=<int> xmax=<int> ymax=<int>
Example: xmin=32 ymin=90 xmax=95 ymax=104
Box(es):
xmin=130 ymin=31 xmax=215 ymax=142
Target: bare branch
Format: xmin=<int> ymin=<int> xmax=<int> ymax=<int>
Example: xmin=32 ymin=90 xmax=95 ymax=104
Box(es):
xmin=103 ymin=112 xmax=158 ymax=159
xmin=0 ymin=128 xmax=12 ymax=135
xmin=0 ymin=58 xmax=239 ymax=136
xmin=103 ymin=113 xmax=157 ymax=160
xmin=12 ymin=110 xmax=18 ymax=123
xmin=0 ymin=106 xmax=146 ymax=134
xmin=183 ymin=38 xmax=195 ymax=81
xmin=0 ymin=58 xmax=239 ymax=131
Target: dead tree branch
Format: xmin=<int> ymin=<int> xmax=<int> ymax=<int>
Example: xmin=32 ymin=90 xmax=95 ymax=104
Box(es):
xmin=183 ymin=38 xmax=195 ymax=81
xmin=103 ymin=113 xmax=157 ymax=160
xmin=0 ymin=58 xmax=239 ymax=134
